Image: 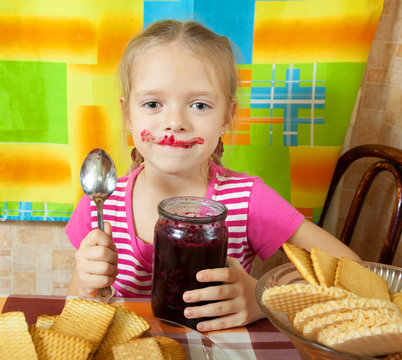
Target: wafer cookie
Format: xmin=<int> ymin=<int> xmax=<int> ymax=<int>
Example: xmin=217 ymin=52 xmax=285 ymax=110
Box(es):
xmin=36 ymin=314 xmax=57 ymax=329
xmin=155 ymin=336 xmax=186 ymax=360
xmin=302 ymin=308 xmax=400 ymax=342
xmin=262 ymin=283 xmax=355 ymax=319
xmin=29 ymin=326 xmax=92 ymax=360
xmin=310 ymin=246 xmax=338 ymax=287
xmin=293 ymin=297 xmax=400 ymax=333
xmin=334 ymin=257 xmax=390 ymax=300
xmin=50 ymin=298 xmax=116 ymax=355
xmin=317 ymin=317 xmax=402 ymax=357
xmin=282 ymin=243 xmax=319 ymax=285
xmin=0 ymin=311 xmax=37 ymax=360
xmin=112 ymin=337 xmax=165 ymax=360
xmin=93 ymin=305 xmax=150 ymax=360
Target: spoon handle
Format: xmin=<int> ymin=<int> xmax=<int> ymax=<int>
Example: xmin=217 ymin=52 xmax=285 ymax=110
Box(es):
xmin=94 ymin=198 xmax=113 ymax=303
xmin=95 ymin=199 xmax=104 ymax=231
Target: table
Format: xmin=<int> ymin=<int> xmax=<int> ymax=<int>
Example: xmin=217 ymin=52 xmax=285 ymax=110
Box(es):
xmin=0 ymin=295 xmax=301 ymax=360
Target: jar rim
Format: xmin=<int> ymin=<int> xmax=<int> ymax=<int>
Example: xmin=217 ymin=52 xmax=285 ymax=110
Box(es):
xmin=157 ymin=196 xmax=228 ymax=224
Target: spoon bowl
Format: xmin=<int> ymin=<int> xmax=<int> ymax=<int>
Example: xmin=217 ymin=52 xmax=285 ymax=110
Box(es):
xmin=80 ymin=148 xmax=117 ymax=302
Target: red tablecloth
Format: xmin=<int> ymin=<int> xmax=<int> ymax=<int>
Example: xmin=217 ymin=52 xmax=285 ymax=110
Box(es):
xmin=0 ymin=295 xmax=301 ymax=360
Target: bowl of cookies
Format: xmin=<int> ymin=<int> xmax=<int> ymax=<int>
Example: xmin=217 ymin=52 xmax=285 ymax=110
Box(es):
xmin=256 ymin=244 xmax=402 ymax=360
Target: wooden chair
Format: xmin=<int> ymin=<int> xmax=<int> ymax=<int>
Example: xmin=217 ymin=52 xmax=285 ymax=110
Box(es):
xmin=318 ymin=144 xmax=402 ymax=264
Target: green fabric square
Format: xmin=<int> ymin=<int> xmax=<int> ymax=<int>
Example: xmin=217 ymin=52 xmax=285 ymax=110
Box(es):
xmin=5 ymin=201 xmax=19 ymax=210
xmin=250 ymin=108 xmax=270 ymax=117
xmin=47 ymin=202 xmax=74 ymax=212
xmin=32 ymin=202 xmax=45 ymax=211
xmin=271 ymin=123 xmax=285 ymax=146
xmin=297 ymin=124 xmax=312 ymax=146
xmin=223 ymin=145 xmax=291 ymax=201
xmin=250 ymin=123 xmax=270 ymax=145
xmin=273 ymin=64 xmax=288 ymax=86
xmin=295 ymin=63 xmax=313 ymax=82
xmin=272 ymin=108 xmax=283 ymax=117
xmin=251 ymin=64 xmax=273 ymax=86
xmin=0 ymin=61 xmax=67 ymax=143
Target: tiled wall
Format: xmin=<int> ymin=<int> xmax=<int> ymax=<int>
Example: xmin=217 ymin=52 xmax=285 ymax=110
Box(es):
xmin=0 ymin=221 xmax=74 ymax=295
xmin=1 ymin=0 xmax=401 ymax=294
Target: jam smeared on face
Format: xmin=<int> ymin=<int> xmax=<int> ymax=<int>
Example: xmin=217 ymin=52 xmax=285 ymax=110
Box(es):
xmin=141 ymin=129 xmax=204 ymax=149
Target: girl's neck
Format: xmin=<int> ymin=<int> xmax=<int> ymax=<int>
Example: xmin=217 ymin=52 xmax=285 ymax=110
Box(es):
xmin=131 ymin=161 xmax=211 ymax=244
xmin=137 ymin=161 xmax=210 ymax=200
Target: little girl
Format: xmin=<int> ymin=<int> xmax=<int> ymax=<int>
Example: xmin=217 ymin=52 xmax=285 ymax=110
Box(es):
xmin=66 ymin=19 xmax=359 ymax=331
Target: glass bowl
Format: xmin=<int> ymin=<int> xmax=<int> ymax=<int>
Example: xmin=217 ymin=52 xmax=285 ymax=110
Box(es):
xmin=255 ymin=261 xmax=402 ymax=360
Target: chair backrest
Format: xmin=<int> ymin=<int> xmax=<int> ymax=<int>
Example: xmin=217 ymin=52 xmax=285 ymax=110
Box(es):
xmin=318 ymin=144 xmax=402 ymax=265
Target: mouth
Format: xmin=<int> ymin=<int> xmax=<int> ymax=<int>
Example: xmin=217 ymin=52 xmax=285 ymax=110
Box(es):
xmin=141 ymin=130 xmax=204 ymax=149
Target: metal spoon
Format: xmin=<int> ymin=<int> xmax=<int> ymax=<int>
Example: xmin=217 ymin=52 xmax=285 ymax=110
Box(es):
xmin=80 ymin=148 xmax=117 ymax=303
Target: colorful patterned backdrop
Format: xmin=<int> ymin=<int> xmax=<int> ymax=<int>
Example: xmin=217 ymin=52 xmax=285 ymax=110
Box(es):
xmin=0 ymin=0 xmax=384 ymax=222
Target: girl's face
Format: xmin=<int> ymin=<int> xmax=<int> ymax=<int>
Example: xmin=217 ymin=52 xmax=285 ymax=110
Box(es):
xmin=122 ymin=42 xmax=234 ymax=177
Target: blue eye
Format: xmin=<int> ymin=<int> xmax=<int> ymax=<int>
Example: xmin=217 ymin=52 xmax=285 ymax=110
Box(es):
xmin=192 ymin=103 xmax=209 ymax=110
xmin=145 ymin=101 xmax=160 ymax=109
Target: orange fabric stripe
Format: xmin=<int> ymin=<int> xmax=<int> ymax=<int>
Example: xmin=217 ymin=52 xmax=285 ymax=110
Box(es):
xmin=237 ymin=108 xmax=250 ymax=117
xmin=239 ymin=69 xmax=252 ymax=87
xmin=0 ymin=15 xmax=95 ymax=55
xmin=239 ymin=117 xmax=283 ymax=124
xmin=127 ymin=134 xmax=134 ymax=146
xmin=291 ymin=153 xmax=336 ymax=191
xmin=233 ymin=123 xmax=250 ymax=131
xmin=222 ymin=132 xmax=250 ymax=146
xmin=74 ymin=105 xmax=110 ymax=159
xmin=296 ymin=207 xmax=314 ymax=219
xmin=254 ymin=18 xmax=377 ymax=62
xmin=0 ymin=151 xmax=70 ymax=187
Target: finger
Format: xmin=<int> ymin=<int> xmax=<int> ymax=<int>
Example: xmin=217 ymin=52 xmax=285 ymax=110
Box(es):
xmin=196 ymin=266 xmax=238 ymax=284
xmin=104 ymin=221 xmax=112 ymax=235
xmin=80 ymin=229 xmax=116 ymax=252
xmin=79 ymin=245 xmax=118 ymax=264
xmin=79 ymin=257 xmax=118 ymax=276
xmin=196 ymin=312 xmax=247 ymax=332
xmin=183 ymin=283 xmax=236 ymax=303
xmin=102 ymin=222 xmax=117 ymax=251
xmin=225 ymin=256 xmax=243 ymax=270
xmin=184 ymin=298 xmax=237 ymax=320
xmin=79 ymin=273 xmax=116 ymax=294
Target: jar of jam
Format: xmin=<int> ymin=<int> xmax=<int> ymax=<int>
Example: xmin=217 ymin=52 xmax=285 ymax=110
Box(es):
xmin=151 ymin=196 xmax=228 ymax=329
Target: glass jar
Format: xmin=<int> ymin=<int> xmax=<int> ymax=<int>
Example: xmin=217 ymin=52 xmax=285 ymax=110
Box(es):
xmin=151 ymin=196 xmax=228 ymax=329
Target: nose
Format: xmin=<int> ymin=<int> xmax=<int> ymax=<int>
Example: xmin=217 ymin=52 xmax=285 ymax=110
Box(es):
xmin=163 ymin=105 xmax=188 ymax=132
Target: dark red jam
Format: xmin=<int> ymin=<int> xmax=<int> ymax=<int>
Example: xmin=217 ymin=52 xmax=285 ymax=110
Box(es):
xmin=151 ymin=197 xmax=228 ymax=329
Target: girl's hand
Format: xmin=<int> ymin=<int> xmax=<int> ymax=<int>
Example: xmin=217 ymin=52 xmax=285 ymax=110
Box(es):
xmin=74 ymin=222 xmax=118 ymax=298
xmin=182 ymin=257 xmax=266 ymax=332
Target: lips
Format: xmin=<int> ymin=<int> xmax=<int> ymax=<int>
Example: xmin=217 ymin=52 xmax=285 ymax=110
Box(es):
xmin=141 ymin=130 xmax=204 ymax=149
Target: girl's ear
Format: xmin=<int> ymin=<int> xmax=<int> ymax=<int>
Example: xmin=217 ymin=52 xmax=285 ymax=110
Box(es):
xmin=120 ymin=97 xmax=131 ymax=131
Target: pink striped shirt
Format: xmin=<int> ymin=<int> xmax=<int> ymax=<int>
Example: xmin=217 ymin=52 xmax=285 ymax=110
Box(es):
xmin=66 ymin=162 xmax=303 ymax=297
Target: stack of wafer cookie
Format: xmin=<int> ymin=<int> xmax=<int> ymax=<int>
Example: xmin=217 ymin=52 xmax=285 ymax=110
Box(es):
xmin=0 ymin=298 xmax=186 ymax=360
xmin=261 ymin=243 xmax=402 ymax=358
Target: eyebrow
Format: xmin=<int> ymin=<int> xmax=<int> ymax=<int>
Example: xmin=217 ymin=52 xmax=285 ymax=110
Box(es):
xmin=134 ymin=90 xmax=217 ymax=99
xmin=133 ymin=90 xmax=161 ymax=97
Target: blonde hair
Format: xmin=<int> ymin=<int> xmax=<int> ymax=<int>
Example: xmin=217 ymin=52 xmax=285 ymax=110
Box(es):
xmin=118 ymin=19 xmax=238 ymax=171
